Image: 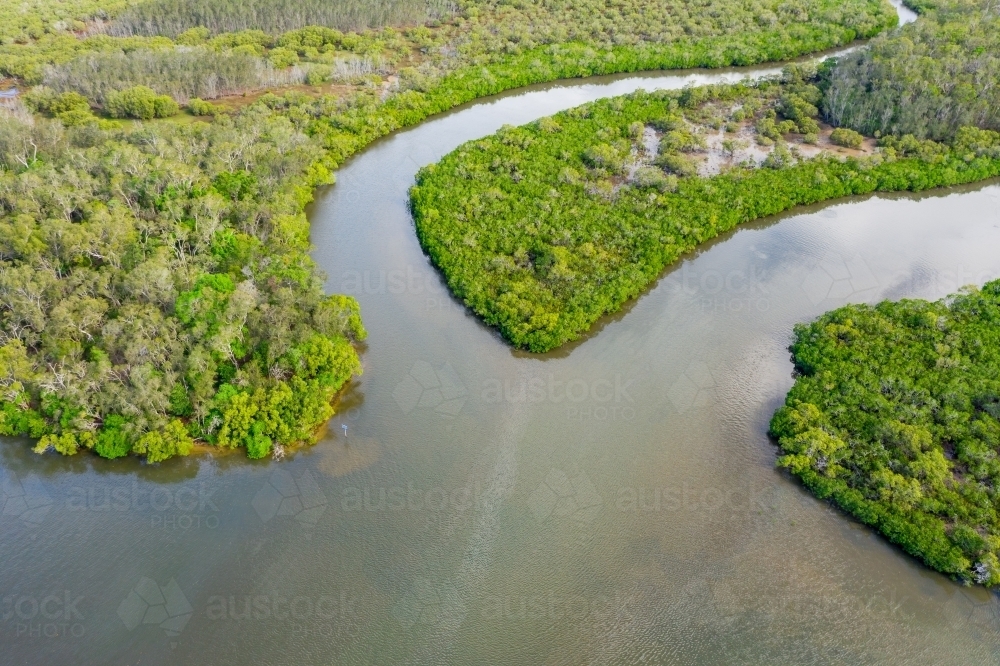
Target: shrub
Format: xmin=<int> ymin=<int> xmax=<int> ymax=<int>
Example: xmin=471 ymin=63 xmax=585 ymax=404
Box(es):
xmin=188 ymin=97 xmax=221 ymax=116
xmin=538 ymin=117 xmax=562 ymax=133
xmin=830 ymin=127 xmax=865 ymax=148
xmin=267 ymin=47 xmax=299 ymax=69
xmin=762 ymin=142 xmax=793 ymax=168
xmin=582 ymin=143 xmax=626 ymax=173
xmin=105 ymin=86 xmax=179 ymax=119
xmin=153 ymin=94 xmax=180 ymax=118
xmin=132 ymin=419 xmax=194 ymax=463
xmin=655 ymin=152 xmax=699 ymax=177
xmin=57 ymin=107 xmax=98 ymax=126
xmin=633 ymin=166 xmax=677 ymax=192
xmin=23 ymin=88 xmax=90 ymax=116
xmin=175 ymin=26 xmax=210 ymax=45
xmin=304 ymin=66 xmax=331 ymax=86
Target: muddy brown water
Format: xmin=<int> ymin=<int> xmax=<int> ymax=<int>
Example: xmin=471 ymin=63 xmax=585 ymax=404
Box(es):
xmin=10 ymin=5 xmax=1000 ymax=664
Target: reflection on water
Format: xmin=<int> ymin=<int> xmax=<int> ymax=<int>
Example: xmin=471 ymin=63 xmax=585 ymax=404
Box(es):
xmin=4 ymin=11 xmax=1000 ymax=666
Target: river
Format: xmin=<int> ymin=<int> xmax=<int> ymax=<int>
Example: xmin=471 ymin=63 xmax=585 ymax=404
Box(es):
xmin=8 ymin=3 xmax=1000 ymax=664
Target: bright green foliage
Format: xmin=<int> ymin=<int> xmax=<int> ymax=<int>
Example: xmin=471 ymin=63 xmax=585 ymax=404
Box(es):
xmin=267 ymin=46 xmax=299 ymax=68
xmin=104 ymin=85 xmax=180 ymax=119
xmin=21 ymin=88 xmax=98 ymax=126
xmin=0 ymin=34 xmax=176 ymax=85
xmin=771 ymin=281 xmax=1000 ymax=586
xmin=213 ymin=333 xmax=361 ymax=457
xmin=188 ymin=97 xmax=222 ymax=116
xmin=133 ymin=419 xmax=194 ymax=462
xmin=825 ymin=0 xmax=1000 ymax=141
xmin=0 ymin=0 xmax=135 ymax=45
xmin=23 ymin=89 xmax=90 ymax=115
xmin=0 ymin=101 xmax=366 ymax=462
xmin=94 ymin=415 xmax=132 ymax=459
xmin=410 ymin=78 xmax=1000 ymax=351
xmin=830 ymin=127 xmax=864 ymax=148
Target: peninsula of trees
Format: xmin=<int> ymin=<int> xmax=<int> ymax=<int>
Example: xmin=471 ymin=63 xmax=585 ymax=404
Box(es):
xmin=409 ymin=0 xmax=1000 ymax=351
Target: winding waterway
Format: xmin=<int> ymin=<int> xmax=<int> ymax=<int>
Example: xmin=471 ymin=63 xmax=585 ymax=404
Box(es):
xmin=7 ymin=4 xmax=1000 ymax=664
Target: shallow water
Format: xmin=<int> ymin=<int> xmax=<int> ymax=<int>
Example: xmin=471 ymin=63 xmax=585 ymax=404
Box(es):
xmin=11 ymin=5 xmax=1000 ymax=665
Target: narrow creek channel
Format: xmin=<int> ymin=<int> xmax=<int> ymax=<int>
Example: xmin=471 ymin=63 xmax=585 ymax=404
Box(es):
xmin=9 ymin=4 xmax=1000 ymax=664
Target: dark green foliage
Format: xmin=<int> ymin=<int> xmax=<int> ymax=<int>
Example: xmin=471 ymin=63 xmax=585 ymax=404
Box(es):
xmin=825 ymin=0 xmax=1000 ymax=141
xmin=771 ymin=282 xmax=1000 ymax=585
xmin=409 ymin=81 xmax=1000 ymax=352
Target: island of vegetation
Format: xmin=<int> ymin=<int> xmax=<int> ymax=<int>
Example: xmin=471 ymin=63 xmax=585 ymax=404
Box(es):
xmin=409 ymin=0 xmax=1000 ymax=352
xmin=767 ymin=0 xmax=1000 ymax=587
xmin=771 ymin=281 xmax=1000 ymax=586
xmin=0 ymin=0 xmax=899 ymax=461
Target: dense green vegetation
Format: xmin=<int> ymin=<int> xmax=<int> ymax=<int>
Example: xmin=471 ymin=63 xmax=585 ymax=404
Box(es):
xmin=107 ymin=0 xmax=893 ymax=45
xmin=41 ymin=47 xmax=298 ymax=104
xmin=825 ymin=0 xmax=1000 ymax=140
xmin=0 ymin=0 xmax=900 ymax=461
xmin=771 ymin=282 xmax=1000 ymax=586
xmin=1 ymin=0 xmax=895 ymax=102
xmin=0 ymin=102 xmax=367 ymax=462
xmin=112 ymin=0 xmax=457 ymax=36
xmin=409 ymin=74 xmax=1000 ymax=351
xmin=0 ymin=0 xmax=134 ymax=45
